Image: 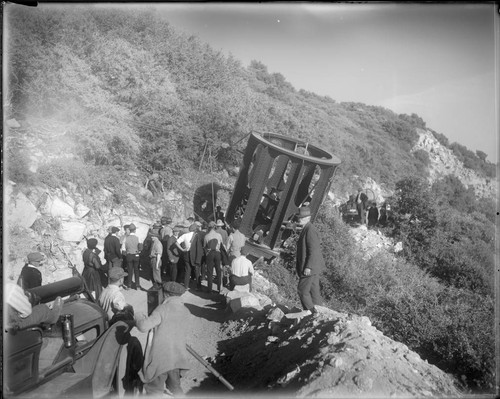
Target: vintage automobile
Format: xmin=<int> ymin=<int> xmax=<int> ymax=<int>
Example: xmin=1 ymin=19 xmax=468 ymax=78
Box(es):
xmin=3 ymin=276 xmax=136 ymax=398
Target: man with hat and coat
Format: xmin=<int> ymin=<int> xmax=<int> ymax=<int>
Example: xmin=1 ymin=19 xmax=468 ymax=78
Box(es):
xmin=135 ymin=281 xmax=191 ymax=396
xmin=82 ymin=238 xmax=104 ymax=300
xmin=166 ymin=227 xmax=181 ymax=283
xmin=17 ymin=252 xmax=45 ymax=289
xmin=355 ymin=188 xmax=369 ymax=226
xmin=295 ymin=206 xmax=325 ymax=313
xmin=104 ymin=226 xmax=123 ymax=270
xmin=160 ymin=216 xmax=173 ymax=280
xmin=124 ymin=223 xmax=142 ymax=291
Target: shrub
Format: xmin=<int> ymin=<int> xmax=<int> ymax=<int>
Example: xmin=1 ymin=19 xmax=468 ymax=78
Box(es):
xmin=412 ymin=148 xmax=430 ymax=167
xmin=315 ymin=209 xmax=368 ymax=312
xmin=38 ymin=158 xmax=89 ymax=189
xmin=363 ymin=256 xmax=494 ymax=391
xmin=4 ymin=137 xmax=37 ymax=185
xmin=381 ymin=118 xmax=419 ymax=151
xmin=260 ymin=257 xmax=300 ymax=308
xmin=431 ymin=129 xmax=450 ymax=147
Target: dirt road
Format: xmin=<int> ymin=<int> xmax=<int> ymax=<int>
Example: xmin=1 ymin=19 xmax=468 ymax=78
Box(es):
xmin=123 ymin=276 xmax=231 ymax=396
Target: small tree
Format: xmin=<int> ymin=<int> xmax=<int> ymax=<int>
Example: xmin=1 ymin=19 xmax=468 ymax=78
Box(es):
xmin=476 ymin=150 xmax=487 ymax=162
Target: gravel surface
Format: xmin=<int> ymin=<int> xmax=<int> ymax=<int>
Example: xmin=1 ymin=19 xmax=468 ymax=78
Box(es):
xmin=124 ymin=277 xmax=231 ymax=397
xmin=124 ymin=275 xmax=462 ymax=398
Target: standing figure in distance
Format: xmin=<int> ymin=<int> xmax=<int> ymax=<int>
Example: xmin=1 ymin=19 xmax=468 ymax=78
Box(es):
xmin=104 ymin=226 xmax=123 ymax=270
xmin=367 ymin=202 xmax=380 ymax=229
xmin=149 ymin=230 xmax=163 ymax=289
xmin=124 ymin=223 xmax=142 ymax=291
xmin=166 ymin=227 xmax=181 ymax=282
xmin=82 ymin=238 xmax=104 ymax=300
xmin=355 ymin=188 xmax=368 ymax=226
xmin=175 ymin=224 xmax=197 ymax=289
xmin=295 ymin=206 xmax=325 ymax=314
xmin=160 ymin=216 xmax=173 ymax=280
xmin=204 ymin=221 xmax=223 ymax=294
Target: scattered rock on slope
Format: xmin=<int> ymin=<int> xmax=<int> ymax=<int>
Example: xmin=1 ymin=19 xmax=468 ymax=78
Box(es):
xmin=212 ymin=305 xmax=461 ymax=397
xmin=413 ymin=129 xmax=497 ymax=199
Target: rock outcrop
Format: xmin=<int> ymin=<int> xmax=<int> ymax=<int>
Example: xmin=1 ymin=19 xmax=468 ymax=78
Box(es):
xmin=217 ymin=303 xmax=461 ymax=397
xmin=412 ymin=128 xmax=497 ymax=199
xmin=4 ymin=179 xmax=194 ymax=285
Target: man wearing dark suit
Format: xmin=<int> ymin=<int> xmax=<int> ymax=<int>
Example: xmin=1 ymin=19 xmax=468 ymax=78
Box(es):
xmin=355 ymin=188 xmax=368 ymax=225
xmin=104 ymin=226 xmax=123 ymax=270
xmin=295 ymin=206 xmax=325 ymax=313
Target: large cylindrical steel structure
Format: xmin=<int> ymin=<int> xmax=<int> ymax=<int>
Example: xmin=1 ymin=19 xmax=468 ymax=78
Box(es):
xmin=225 ymin=131 xmax=341 ymax=259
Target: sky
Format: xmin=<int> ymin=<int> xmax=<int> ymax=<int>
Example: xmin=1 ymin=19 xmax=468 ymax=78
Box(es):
xmin=42 ymin=2 xmax=497 ymax=163
xmin=144 ymin=2 xmax=498 ymax=163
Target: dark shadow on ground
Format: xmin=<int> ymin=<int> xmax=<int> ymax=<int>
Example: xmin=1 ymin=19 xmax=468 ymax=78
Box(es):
xmin=184 ymin=303 xmax=227 ymax=323
xmin=187 ymin=310 xmax=333 ymax=397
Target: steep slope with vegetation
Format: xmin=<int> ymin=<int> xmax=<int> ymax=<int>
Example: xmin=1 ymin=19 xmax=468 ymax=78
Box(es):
xmin=6 ymin=6 xmax=496 ymax=199
xmin=4 ymin=4 xmax=497 ymax=395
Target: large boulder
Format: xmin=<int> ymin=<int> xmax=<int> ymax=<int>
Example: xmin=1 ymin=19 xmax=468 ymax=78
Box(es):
xmin=252 ymin=270 xmax=279 ymax=294
xmin=227 ymin=291 xmax=262 ymax=313
xmin=74 ymin=203 xmax=90 ymax=218
xmin=41 ymin=196 xmax=77 ymax=219
xmin=57 ymin=221 xmax=86 ymax=242
xmin=7 ymin=190 xmax=38 ymax=229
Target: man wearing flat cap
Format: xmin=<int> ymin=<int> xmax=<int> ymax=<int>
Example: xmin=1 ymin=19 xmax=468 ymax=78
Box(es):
xmin=17 ymin=252 xmax=45 ymax=289
xmin=135 ymin=281 xmax=191 ymax=396
xmin=295 ymin=206 xmax=326 ymax=314
xmin=99 ymin=267 xmax=130 ymax=322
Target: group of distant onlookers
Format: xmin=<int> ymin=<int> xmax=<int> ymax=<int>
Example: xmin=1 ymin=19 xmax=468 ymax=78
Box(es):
xmin=343 ymin=188 xmax=392 ymax=228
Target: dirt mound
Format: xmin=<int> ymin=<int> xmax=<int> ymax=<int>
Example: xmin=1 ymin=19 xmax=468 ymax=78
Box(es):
xmin=209 ymin=306 xmax=461 ymax=397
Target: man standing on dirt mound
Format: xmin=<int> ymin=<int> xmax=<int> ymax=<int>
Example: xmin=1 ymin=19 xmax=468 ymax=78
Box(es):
xmin=295 ymin=206 xmax=325 ymax=314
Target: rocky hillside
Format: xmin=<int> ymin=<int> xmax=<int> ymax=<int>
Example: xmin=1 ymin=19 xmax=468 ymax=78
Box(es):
xmin=215 ymin=299 xmax=461 ymax=397
xmin=4 ymin=141 xmax=470 ymax=397
xmin=331 ymin=127 xmax=498 ymax=207
xmin=412 ymin=128 xmax=497 ymax=198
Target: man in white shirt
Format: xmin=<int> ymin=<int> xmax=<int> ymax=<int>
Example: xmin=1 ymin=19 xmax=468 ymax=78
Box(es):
xmin=204 ymin=221 xmax=224 ymax=293
xmin=230 ymin=247 xmax=254 ymax=292
xmin=226 ymin=218 xmax=246 ymax=262
xmin=99 ymin=267 xmax=129 ymax=322
xmin=176 ymin=224 xmax=197 ymax=289
xmin=6 ymin=283 xmax=63 ymax=330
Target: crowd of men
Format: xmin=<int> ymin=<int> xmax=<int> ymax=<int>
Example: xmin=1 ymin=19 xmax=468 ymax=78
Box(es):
xmin=6 ymin=205 xmax=326 ymax=396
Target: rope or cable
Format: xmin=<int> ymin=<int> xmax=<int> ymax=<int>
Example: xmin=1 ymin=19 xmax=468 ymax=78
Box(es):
xmin=209 ymin=146 xmax=217 ymax=222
